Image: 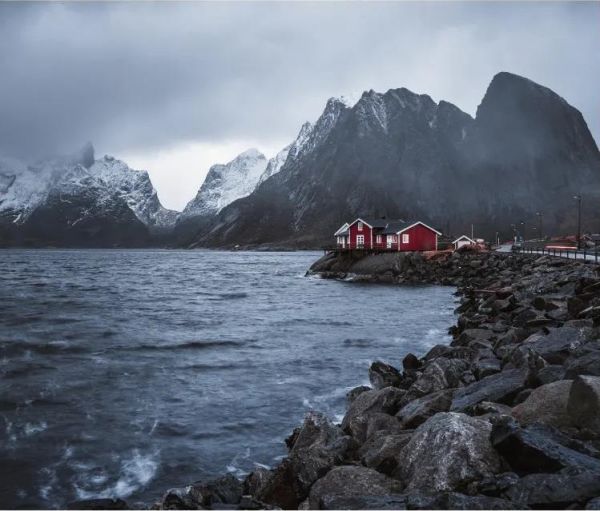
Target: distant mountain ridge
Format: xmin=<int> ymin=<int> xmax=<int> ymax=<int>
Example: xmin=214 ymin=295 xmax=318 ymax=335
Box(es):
xmin=0 ymin=145 xmax=177 ymax=246
xmin=1 ymin=71 xmax=598 ymax=248
xmin=191 ymin=72 xmax=600 ymax=248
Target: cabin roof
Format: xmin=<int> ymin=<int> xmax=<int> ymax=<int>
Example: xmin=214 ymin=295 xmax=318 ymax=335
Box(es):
xmin=453 ymin=235 xmax=476 ymax=244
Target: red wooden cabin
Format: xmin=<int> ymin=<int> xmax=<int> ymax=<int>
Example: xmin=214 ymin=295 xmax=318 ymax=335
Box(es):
xmin=335 ymin=218 xmax=440 ymax=252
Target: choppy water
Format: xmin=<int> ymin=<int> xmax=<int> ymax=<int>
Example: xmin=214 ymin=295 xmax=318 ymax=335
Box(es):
xmin=0 ymin=250 xmax=456 ymax=509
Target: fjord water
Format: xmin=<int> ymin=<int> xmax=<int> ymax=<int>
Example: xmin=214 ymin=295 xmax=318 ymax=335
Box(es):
xmin=0 ymin=250 xmax=456 ymax=508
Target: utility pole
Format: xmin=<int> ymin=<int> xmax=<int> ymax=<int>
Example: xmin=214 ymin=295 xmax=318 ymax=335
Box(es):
xmin=536 ymin=212 xmax=543 ymax=241
xmin=471 ymin=224 xmax=474 ymax=240
xmin=574 ymin=195 xmax=582 ymax=249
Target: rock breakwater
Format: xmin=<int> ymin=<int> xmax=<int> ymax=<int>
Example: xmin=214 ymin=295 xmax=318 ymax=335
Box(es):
xmin=77 ymin=249 xmax=600 ymax=510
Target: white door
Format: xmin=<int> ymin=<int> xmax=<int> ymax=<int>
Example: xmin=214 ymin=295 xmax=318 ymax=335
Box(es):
xmin=356 ymin=235 xmax=364 ymax=248
xmin=387 ymin=235 xmax=393 ymax=249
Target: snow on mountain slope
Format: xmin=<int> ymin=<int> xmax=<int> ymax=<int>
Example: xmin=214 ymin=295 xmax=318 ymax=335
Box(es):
xmin=256 ymin=122 xmax=315 ymax=188
xmin=182 ymin=148 xmax=267 ymax=217
xmin=0 ymin=147 xmax=177 ymax=230
xmin=91 ymin=155 xmax=178 ymax=229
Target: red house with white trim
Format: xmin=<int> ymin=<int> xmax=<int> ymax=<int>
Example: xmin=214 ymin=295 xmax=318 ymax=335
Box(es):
xmin=335 ymin=218 xmax=441 ymax=252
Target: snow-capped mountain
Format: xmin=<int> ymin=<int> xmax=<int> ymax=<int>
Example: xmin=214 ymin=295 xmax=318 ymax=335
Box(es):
xmin=90 ymin=155 xmax=178 ymax=230
xmin=193 ymin=72 xmax=600 ymax=248
xmin=0 ymin=144 xmax=177 ymax=246
xmin=181 ymin=148 xmax=267 ymax=218
xmin=256 ymin=122 xmax=314 ymax=187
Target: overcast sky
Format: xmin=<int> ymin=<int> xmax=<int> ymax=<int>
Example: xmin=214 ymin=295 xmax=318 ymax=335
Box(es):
xmin=1 ymin=2 xmax=598 ymax=210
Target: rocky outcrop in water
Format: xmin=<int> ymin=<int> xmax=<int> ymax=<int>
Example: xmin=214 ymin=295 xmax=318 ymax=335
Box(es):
xmin=135 ymin=249 xmax=600 ymax=510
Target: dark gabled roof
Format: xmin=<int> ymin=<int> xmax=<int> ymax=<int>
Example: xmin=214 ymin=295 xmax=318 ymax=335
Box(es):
xmin=381 ymin=221 xmax=410 ymax=234
xmin=358 ymin=217 xmax=390 ymax=229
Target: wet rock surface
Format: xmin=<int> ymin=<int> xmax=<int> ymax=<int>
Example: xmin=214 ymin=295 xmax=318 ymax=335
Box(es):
xmin=151 ymin=250 xmax=600 ymax=509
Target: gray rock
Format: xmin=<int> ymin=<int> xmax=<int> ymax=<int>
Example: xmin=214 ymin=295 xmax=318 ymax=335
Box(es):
xmin=472 ymin=356 xmax=502 ymax=380
xmin=403 ymin=359 xmax=469 ymax=403
xmin=532 ymin=364 xmax=566 ymax=385
xmin=369 ymin=361 xmax=403 ymax=389
xmin=511 ymin=379 xmax=573 ymax=428
xmin=565 ymin=350 xmax=600 ymax=377
xmin=505 ymin=471 xmax=600 ymax=508
xmin=457 ymin=329 xmax=494 ymax=346
xmin=347 ymin=385 xmax=371 ymax=405
xmin=399 ymin=412 xmax=502 ymax=492
xmin=342 ymin=387 xmax=405 ymax=443
xmin=188 ymin=474 xmax=243 ymax=508
xmin=402 ymin=353 xmax=422 ymax=373
xmin=243 ymin=468 xmax=272 ymax=498
xmin=522 ymin=325 xmax=592 ymax=364
xmin=490 ymin=416 xmax=600 ymax=474
xmin=567 ymin=375 xmax=600 ymax=433
xmin=396 ymin=389 xmax=454 ymax=429
xmin=319 ymin=492 xmax=516 ymax=510
xmin=359 ymin=431 xmax=413 ymax=475
xmin=308 ymin=465 xmax=402 ymax=509
xmin=257 ymin=412 xmax=351 ymax=509
xmin=450 ymin=369 xmax=527 ymax=412
xmin=586 ymin=496 xmax=600 ymax=510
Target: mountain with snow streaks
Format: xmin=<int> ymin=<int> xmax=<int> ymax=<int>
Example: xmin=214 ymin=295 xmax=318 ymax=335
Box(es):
xmin=193 ymin=72 xmax=600 ymax=248
xmin=181 ymin=149 xmax=267 ymax=219
xmin=0 ymin=145 xmax=177 ymax=246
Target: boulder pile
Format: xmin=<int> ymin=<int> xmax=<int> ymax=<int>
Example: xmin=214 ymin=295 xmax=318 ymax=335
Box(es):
xmin=136 ymin=250 xmax=600 ymax=509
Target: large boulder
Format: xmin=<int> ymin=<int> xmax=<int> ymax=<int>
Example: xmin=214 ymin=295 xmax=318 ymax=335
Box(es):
xmin=521 ymin=325 xmax=592 ymax=364
xmin=369 ymin=361 xmax=403 ymax=389
xmin=399 ymin=412 xmax=502 ymax=492
xmin=490 ymin=416 xmax=600 ymax=474
xmin=511 ymin=379 xmax=573 ymax=428
xmin=359 ymin=431 xmax=413 ymax=475
xmin=157 ymin=474 xmax=242 ymax=510
xmin=403 ymin=358 xmax=470 ymax=403
xmin=257 ymin=412 xmax=351 ymax=508
xmin=342 ymin=387 xmax=405 ymax=443
xmin=567 ymin=375 xmax=600 ymax=433
xmin=505 ymin=471 xmax=600 ymax=508
xmin=308 ymin=465 xmax=402 ymax=509
xmin=188 ymin=474 xmax=243 ymax=508
xmin=319 ymin=492 xmax=516 ymax=510
xmin=396 ymin=389 xmax=454 ymax=429
xmin=450 ymin=369 xmax=528 ymax=412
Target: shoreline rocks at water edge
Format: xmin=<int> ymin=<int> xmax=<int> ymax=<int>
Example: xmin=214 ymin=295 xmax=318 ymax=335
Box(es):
xmin=73 ymin=249 xmax=600 ymax=510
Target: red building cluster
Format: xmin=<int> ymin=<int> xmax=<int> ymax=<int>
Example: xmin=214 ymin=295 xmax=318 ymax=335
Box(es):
xmin=334 ymin=218 xmax=441 ymax=252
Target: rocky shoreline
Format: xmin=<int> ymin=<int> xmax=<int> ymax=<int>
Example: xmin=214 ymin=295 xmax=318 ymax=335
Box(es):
xmin=74 ymin=249 xmax=600 ymax=510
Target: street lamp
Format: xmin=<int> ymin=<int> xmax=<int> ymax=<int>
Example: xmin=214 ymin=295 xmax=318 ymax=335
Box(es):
xmin=536 ymin=212 xmax=543 ymax=241
xmin=574 ymin=195 xmax=582 ymax=249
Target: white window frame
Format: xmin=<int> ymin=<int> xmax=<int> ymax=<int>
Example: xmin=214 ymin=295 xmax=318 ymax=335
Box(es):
xmin=357 ymin=222 xmax=363 ymax=231
xmin=356 ymin=234 xmax=365 ymax=247
xmin=402 ymin=233 xmax=410 ymax=244
xmin=376 ymin=234 xmax=382 ymax=244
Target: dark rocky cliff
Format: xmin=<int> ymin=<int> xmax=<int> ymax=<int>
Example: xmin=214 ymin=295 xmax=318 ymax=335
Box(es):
xmin=195 ymin=72 xmax=600 ymax=248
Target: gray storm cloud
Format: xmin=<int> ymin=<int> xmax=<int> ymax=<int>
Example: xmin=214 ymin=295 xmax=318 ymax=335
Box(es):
xmin=0 ymin=1 xmax=598 ymax=158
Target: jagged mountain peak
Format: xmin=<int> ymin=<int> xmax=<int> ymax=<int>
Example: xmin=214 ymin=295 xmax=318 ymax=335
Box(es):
xmin=181 ymin=148 xmax=268 ymax=218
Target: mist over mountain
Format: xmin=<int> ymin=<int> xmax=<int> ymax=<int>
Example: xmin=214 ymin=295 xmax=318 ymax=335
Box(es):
xmin=191 ymin=72 xmax=600 ymax=248
xmin=0 ymin=71 xmax=598 ymax=248
xmin=0 ymin=145 xmax=177 ymax=247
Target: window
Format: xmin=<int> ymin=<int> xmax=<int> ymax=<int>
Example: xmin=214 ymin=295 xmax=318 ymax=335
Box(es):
xmin=356 ymin=235 xmax=365 ymax=247
xmin=357 ymin=222 xmax=363 ymax=231
xmin=402 ymin=234 xmax=410 ymax=244
xmin=376 ymin=235 xmax=382 ymax=244
xmin=387 ymin=235 xmax=394 ymax=244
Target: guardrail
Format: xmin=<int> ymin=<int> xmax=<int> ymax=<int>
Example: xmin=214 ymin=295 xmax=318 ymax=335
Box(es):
xmin=515 ymin=245 xmax=600 ymax=263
